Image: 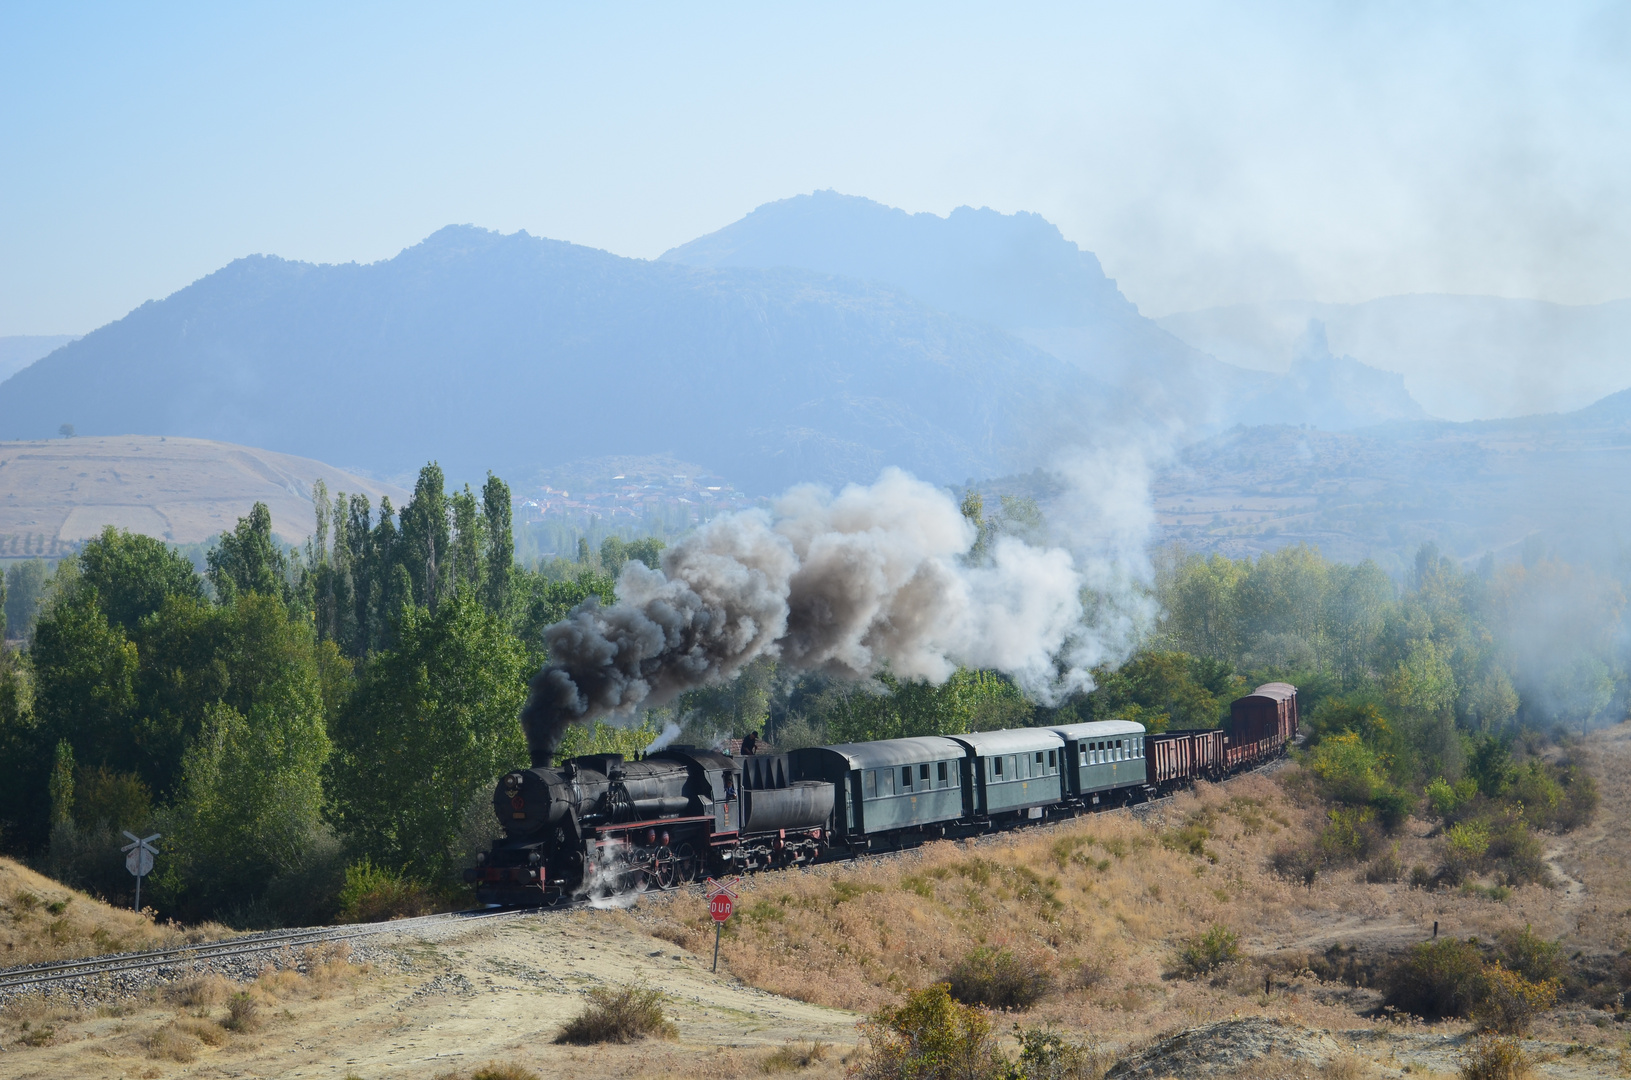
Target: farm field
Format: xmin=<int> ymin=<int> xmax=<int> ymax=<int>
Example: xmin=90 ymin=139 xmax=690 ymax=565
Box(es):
xmin=4 ymin=724 xmax=1630 ymax=1078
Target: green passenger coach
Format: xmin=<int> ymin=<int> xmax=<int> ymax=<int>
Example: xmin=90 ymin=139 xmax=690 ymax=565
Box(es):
xmin=949 ymin=728 xmax=1067 ymax=821
xmin=1049 ymin=720 xmax=1148 ymax=804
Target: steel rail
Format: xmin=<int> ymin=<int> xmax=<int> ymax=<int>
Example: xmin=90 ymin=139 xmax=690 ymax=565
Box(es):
xmin=0 ymin=907 xmax=533 ymax=994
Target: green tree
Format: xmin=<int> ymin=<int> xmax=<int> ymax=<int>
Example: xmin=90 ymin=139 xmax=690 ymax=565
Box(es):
xmin=481 ymin=473 xmax=514 ymax=617
xmin=398 ymin=464 xmax=451 ymax=611
xmin=48 ymin=739 xmax=75 ymax=826
xmin=1157 ymin=550 xmax=1246 ymax=662
xmin=207 ymin=503 xmax=292 ymax=604
xmin=328 ymin=593 xmax=530 ymax=880
xmin=4 ymin=558 xmax=50 ymax=641
xmin=450 ymin=484 xmax=485 ymax=598
xmin=76 ymin=526 xmax=205 ymax=632
xmin=31 ymin=589 xmax=139 ymax=772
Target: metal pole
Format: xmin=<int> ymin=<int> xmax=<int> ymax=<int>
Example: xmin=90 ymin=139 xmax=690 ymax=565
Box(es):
xmin=712 ymin=921 xmax=721 ymax=972
xmin=134 ymin=871 xmax=141 ymax=913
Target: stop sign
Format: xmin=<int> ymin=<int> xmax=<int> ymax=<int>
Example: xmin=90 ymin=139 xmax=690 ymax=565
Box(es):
xmin=710 ymin=893 xmax=733 ymax=922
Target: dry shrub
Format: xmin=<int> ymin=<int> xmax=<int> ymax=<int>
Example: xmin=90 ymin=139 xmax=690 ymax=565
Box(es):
xmin=337 ymin=858 xmax=438 ymax=923
xmin=946 ymin=946 xmax=1052 ymax=1010
xmin=1459 ymin=1033 xmax=1530 ymax=1080
xmin=1173 ymin=924 xmax=1240 ymax=977
xmin=17 ymin=1021 xmax=56 ymax=1047
xmin=167 ymin=973 xmax=234 ymax=1011
xmin=1012 ymin=1023 xmax=1110 ymax=1079
xmin=1383 ymin=938 xmax=1485 ymax=1019
xmin=762 ymin=1038 xmax=831 ymax=1072
xmin=175 ymin=1015 xmax=230 ymax=1047
xmin=470 ymin=1065 xmax=542 ymax=1080
xmin=1363 ymin=847 xmax=1402 ymax=884
xmin=222 ymin=990 xmax=260 ymax=1032
xmin=1470 ymin=963 xmax=1558 ymax=1035
xmin=854 ymin=985 xmax=1007 ymax=1080
xmin=147 ymin=1023 xmax=204 ymax=1062
xmin=554 ymin=982 xmax=677 ymax=1044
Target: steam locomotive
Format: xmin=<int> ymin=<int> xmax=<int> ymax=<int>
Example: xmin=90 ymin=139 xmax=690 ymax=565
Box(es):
xmin=467 ymin=683 xmax=1298 ymax=906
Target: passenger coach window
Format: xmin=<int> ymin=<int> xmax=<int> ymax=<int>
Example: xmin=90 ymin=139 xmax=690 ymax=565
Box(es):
xmin=865 ymin=771 xmax=877 ymax=798
xmin=992 ymin=757 xmax=1004 ymax=779
xmin=1047 ymin=750 xmax=1056 ymax=771
xmin=920 ymin=763 xmax=931 ymax=785
xmin=901 ymin=766 xmax=913 ymax=791
xmin=937 ymin=761 xmax=948 ymax=786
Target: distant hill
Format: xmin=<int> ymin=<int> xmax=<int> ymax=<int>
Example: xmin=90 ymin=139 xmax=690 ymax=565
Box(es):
xmin=0 ymin=335 xmax=78 ymax=382
xmin=0 ymin=226 xmax=1098 ymax=494
xmin=1146 ymin=388 xmax=1631 ymax=575
xmin=0 ymin=435 xmax=407 ymax=556
xmin=1157 ymin=294 xmax=1631 ymax=421
xmin=663 ymin=191 xmax=1427 ymax=432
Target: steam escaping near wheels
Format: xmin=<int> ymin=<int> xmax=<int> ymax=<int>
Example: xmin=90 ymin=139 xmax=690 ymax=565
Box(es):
xmin=521 ymin=467 xmax=1136 ymax=766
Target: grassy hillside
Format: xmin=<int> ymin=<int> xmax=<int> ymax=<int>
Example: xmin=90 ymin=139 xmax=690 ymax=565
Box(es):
xmin=0 ymin=435 xmax=407 ymax=555
xmin=0 ymin=856 xmax=227 ymax=967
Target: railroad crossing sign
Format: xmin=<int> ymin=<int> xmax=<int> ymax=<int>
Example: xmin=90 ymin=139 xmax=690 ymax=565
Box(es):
xmin=704 ymin=876 xmax=740 ymax=971
xmin=122 ymin=832 xmax=160 ymax=912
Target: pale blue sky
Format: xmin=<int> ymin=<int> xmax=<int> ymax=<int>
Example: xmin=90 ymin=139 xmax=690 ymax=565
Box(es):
xmin=3 ymin=2 xmax=1629 ymax=335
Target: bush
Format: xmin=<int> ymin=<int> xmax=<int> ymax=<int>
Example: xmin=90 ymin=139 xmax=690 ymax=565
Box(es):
xmin=1010 ymin=1024 xmax=1108 ymax=1080
xmin=1317 ymin=807 xmax=1379 ymax=864
xmin=945 ymin=946 xmax=1052 ymax=1010
xmin=1496 ymin=925 xmax=1563 ymax=984
xmin=1441 ymin=821 xmax=1491 ymax=884
xmin=470 ymin=1066 xmax=542 ymax=1080
xmin=1368 ymin=785 xmax=1413 ymax=831
xmin=1458 ymin=1033 xmax=1531 ymax=1080
xmin=553 ymin=983 xmax=676 ymax=1044
xmin=761 ymin=1039 xmax=831 ymax=1073
xmin=222 ymin=991 xmax=260 ymax=1033
xmin=1470 ymin=963 xmax=1558 ymax=1035
xmin=1364 ymin=847 xmax=1402 ymax=884
xmin=1271 ymin=844 xmax=1321 ymax=888
xmin=854 ymin=984 xmax=1008 ymax=1080
xmin=1383 ymin=938 xmax=1485 ymax=1019
xmin=1487 ymin=820 xmax=1550 ymax=888
xmin=1174 ymin=924 xmax=1240 ymax=977
xmin=336 ymin=858 xmax=438 ymax=923
xmin=1409 ymin=864 xmax=1434 ymax=889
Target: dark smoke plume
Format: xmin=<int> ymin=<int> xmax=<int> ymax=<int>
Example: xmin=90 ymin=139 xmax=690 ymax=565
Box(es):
xmin=520 ymin=467 xmax=1143 ymax=765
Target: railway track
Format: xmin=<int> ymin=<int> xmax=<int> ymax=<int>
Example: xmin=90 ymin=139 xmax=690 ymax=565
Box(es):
xmin=0 ymin=906 xmax=537 ymax=997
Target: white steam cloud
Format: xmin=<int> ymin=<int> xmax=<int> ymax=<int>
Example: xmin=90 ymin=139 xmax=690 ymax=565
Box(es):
xmin=521 ymin=463 xmax=1153 ymax=765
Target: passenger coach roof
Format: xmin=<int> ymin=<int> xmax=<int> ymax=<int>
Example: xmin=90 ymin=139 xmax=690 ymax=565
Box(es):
xmin=950 ymin=729 xmax=1066 ymax=755
xmin=816 ymin=736 xmax=967 ymax=770
xmin=1048 ymin=720 xmax=1146 ymax=741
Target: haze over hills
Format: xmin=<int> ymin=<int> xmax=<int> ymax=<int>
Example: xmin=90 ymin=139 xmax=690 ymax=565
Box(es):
xmin=0 ymin=224 xmax=1100 ymax=494
xmin=1158 ymin=295 xmax=1631 ymax=421
xmin=0 ymin=435 xmax=406 ymax=554
xmin=663 ymin=191 xmax=1429 ymax=432
xmin=0 ymin=335 xmax=78 ymax=383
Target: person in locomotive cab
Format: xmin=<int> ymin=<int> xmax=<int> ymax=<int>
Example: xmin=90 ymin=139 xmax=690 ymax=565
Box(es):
xmin=741 ymin=730 xmax=760 ymax=756
xmin=724 ymin=772 xmax=737 ymax=800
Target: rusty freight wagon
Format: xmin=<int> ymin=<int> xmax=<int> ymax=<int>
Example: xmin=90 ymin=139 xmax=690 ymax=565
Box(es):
xmin=1143 ymin=728 xmax=1225 ymax=791
xmin=1224 ymin=682 xmax=1299 ymax=770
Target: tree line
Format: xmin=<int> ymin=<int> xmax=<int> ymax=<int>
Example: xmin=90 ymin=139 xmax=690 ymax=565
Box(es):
xmin=0 ymin=468 xmax=1619 ymax=926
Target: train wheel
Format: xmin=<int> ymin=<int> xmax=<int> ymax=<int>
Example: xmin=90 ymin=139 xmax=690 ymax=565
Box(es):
xmin=654 ymin=848 xmax=679 ymax=889
xmin=674 ymin=842 xmax=699 ymax=883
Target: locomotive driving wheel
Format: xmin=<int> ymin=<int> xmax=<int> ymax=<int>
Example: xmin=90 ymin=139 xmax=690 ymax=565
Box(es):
xmin=653 ymin=846 xmax=679 ymax=890
xmin=673 ymin=842 xmax=699 ymax=883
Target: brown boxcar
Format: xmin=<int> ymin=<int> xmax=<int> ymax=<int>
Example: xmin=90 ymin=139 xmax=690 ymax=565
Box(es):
xmin=1223 ymin=682 xmax=1299 ymax=769
xmin=1145 ymin=728 xmax=1225 ymax=789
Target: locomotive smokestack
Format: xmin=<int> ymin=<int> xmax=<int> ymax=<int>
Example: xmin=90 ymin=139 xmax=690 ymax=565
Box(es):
xmin=520 ymin=466 xmax=1137 ymax=766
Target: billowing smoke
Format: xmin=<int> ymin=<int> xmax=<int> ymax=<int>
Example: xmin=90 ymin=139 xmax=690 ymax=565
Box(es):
xmin=521 ymin=466 xmax=1150 ymax=766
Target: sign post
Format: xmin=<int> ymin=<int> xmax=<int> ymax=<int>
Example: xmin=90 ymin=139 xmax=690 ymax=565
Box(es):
xmin=121 ymin=831 xmax=161 ymax=913
xmin=705 ymin=876 xmax=739 ymax=973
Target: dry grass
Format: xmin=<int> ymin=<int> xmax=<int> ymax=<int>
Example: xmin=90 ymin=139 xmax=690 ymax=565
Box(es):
xmin=0 ymin=855 xmax=230 ymax=966
xmin=761 ymin=1038 xmax=831 ymax=1072
xmin=631 ymin=768 xmax=1595 ymax=1046
xmin=1459 ymin=1034 xmax=1531 ymax=1080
